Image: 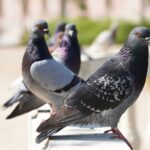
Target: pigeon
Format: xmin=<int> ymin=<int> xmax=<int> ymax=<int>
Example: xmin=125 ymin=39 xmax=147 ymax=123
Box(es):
xmin=47 ymin=22 xmax=66 ymax=53
xmin=53 ymin=23 xmax=81 ymax=74
xmin=21 ymin=20 xmax=83 ymax=115
xmin=36 ymin=27 xmax=150 ymax=150
xmin=3 ymin=79 xmax=46 ymax=119
xmin=4 ymin=22 xmax=81 ymax=119
xmin=47 ymin=22 xmax=66 ymax=47
xmin=83 ymin=22 xmax=118 ymax=59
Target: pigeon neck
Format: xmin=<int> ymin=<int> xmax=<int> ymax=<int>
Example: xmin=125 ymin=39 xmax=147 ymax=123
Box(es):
xmin=29 ymin=33 xmax=52 ymax=60
xmin=54 ymin=25 xmax=65 ymax=41
xmin=60 ymin=35 xmax=81 ymax=74
xmin=61 ymin=35 xmax=80 ymax=54
xmin=70 ymin=36 xmax=81 ymax=58
xmin=55 ymin=26 xmax=64 ymax=34
xmin=120 ymin=37 xmax=148 ymax=88
xmin=55 ymin=27 xmax=62 ymax=36
xmin=120 ymin=38 xmax=148 ymax=58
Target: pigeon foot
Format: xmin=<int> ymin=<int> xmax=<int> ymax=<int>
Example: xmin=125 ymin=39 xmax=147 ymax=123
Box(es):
xmin=104 ymin=128 xmax=133 ymax=150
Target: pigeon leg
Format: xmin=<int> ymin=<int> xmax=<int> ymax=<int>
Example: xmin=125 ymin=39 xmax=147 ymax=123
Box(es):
xmin=50 ymin=109 xmax=56 ymax=117
xmin=43 ymin=138 xmax=51 ymax=150
xmin=105 ymin=128 xmax=133 ymax=150
xmin=49 ymin=104 xmax=57 ymax=116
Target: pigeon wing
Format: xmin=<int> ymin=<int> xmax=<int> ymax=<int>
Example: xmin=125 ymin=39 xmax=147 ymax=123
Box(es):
xmin=30 ymin=58 xmax=75 ymax=92
xmin=66 ymin=55 xmax=133 ymax=112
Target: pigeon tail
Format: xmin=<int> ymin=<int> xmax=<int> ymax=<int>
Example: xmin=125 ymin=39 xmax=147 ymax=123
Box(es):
xmin=3 ymin=80 xmax=28 ymax=108
xmin=6 ymin=94 xmax=45 ymax=119
xmin=3 ymin=92 xmax=22 ymax=108
xmin=36 ymin=106 xmax=90 ymax=143
xmin=36 ymin=112 xmax=66 ymax=143
xmin=36 ymin=126 xmax=63 ymax=143
xmin=36 ymin=107 xmax=84 ymax=132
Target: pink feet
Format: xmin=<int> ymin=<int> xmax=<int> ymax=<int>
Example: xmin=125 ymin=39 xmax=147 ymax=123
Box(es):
xmin=104 ymin=128 xmax=133 ymax=150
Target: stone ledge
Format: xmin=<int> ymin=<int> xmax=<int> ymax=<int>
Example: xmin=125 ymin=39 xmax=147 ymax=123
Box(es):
xmin=48 ymin=126 xmax=130 ymax=150
xmin=28 ymin=109 xmax=130 ymax=150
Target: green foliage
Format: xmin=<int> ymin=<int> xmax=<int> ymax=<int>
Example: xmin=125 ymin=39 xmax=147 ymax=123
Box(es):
xmin=116 ymin=20 xmax=150 ymax=44
xmin=20 ymin=18 xmax=150 ymax=46
xmin=139 ymin=20 xmax=150 ymax=28
xmin=21 ymin=29 xmax=29 ymax=45
xmin=49 ymin=18 xmax=111 ymax=45
xmin=115 ymin=21 xmax=136 ymax=44
xmin=69 ymin=18 xmax=111 ymax=45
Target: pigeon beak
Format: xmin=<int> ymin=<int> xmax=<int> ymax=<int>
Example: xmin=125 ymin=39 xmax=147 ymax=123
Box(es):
xmin=43 ymin=29 xmax=51 ymax=37
xmin=145 ymin=37 xmax=150 ymax=43
xmin=68 ymin=30 xmax=74 ymax=36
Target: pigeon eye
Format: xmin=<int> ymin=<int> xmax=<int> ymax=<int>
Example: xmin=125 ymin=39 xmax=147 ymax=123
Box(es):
xmin=135 ymin=32 xmax=141 ymax=38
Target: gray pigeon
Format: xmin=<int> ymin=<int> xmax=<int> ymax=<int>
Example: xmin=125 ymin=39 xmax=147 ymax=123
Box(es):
xmin=21 ymin=20 xmax=83 ymax=116
xmin=53 ymin=23 xmax=81 ymax=74
xmin=47 ymin=22 xmax=66 ymax=48
xmin=36 ymin=27 xmax=150 ymax=150
xmin=3 ymin=80 xmax=45 ymax=118
xmin=84 ymin=22 xmax=118 ymax=59
xmin=4 ymin=22 xmax=81 ymax=119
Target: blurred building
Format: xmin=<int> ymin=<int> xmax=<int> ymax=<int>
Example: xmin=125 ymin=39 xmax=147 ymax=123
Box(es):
xmin=0 ymin=0 xmax=150 ymax=46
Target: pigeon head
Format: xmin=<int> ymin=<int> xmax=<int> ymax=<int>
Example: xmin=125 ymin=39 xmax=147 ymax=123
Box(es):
xmin=55 ymin=22 xmax=66 ymax=33
xmin=54 ymin=22 xmax=66 ymax=41
xmin=121 ymin=27 xmax=150 ymax=55
xmin=65 ymin=23 xmax=78 ymax=37
xmin=32 ymin=20 xmax=50 ymax=37
xmin=129 ymin=27 xmax=150 ymax=44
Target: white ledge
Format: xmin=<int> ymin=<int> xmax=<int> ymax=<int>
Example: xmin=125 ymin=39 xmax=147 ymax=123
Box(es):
xmin=32 ymin=126 xmax=130 ymax=150
xmin=48 ymin=127 xmax=130 ymax=150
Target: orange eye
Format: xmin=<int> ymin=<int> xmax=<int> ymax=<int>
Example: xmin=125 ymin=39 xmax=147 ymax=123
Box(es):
xmin=135 ymin=32 xmax=141 ymax=38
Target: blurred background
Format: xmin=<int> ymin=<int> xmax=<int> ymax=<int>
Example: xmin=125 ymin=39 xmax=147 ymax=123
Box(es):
xmin=0 ymin=0 xmax=150 ymax=150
